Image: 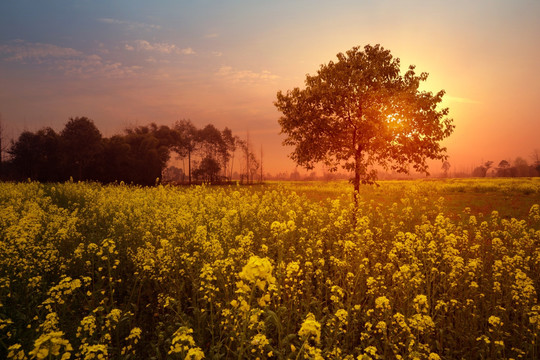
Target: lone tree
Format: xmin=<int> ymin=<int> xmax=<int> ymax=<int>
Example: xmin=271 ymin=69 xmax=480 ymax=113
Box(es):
xmin=275 ymin=44 xmax=454 ymax=199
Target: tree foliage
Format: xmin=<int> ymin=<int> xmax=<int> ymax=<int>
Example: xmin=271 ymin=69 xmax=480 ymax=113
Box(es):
xmin=275 ymin=44 xmax=454 ymax=193
xmin=6 ymin=117 xmax=246 ymax=185
xmin=60 ymin=117 xmax=103 ymax=181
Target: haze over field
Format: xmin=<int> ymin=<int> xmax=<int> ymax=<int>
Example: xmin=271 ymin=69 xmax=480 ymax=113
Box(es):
xmin=1 ymin=0 xmax=539 ymax=174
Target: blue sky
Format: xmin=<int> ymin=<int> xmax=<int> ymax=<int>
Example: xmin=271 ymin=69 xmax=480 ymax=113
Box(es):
xmin=1 ymin=0 xmax=539 ymax=174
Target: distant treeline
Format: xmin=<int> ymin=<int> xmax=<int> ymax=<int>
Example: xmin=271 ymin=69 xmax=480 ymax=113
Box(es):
xmin=469 ymin=159 xmax=540 ymax=178
xmin=1 ymin=117 xmax=259 ymax=185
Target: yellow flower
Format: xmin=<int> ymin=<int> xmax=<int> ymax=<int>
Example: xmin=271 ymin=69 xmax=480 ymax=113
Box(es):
xmin=185 ymin=347 xmax=205 ymax=360
xmin=375 ymin=296 xmax=391 ymax=311
xmin=7 ymin=344 xmax=26 ymax=360
xmin=413 ymin=294 xmax=429 ymax=313
xmin=239 ymin=256 xmax=276 ymax=289
xmin=298 ymin=313 xmax=321 ymax=344
xmin=29 ymin=331 xmax=73 ymax=360
xmin=488 ymin=315 xmax=502 ymax=327
xmin=335 ymin=309 xmax=348 ymax=324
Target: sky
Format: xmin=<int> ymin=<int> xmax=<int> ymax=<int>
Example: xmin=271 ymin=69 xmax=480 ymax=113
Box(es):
xmin=1 ymin=0 xmax=539 ymax=176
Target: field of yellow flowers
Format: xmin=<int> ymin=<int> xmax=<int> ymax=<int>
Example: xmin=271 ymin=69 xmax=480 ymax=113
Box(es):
xmin=1 ymin=179 xmax=539 ymax=359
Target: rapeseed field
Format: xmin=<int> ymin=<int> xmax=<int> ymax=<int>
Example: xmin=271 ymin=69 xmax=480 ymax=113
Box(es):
xmin=1 ymin=179 xmax=539 ymax=359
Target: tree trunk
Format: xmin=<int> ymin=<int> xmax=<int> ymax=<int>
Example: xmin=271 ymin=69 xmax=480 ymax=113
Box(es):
xmin=353 ymin=145 xmax=363 ymax=207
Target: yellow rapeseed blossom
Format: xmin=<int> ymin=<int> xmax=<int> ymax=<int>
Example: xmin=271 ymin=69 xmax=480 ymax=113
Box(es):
xmin=29 ymin=331 xmax=73 ymax=360
xmin=298 ymin=313 xmax=321 ymax=344
xmin=375 ymin=296 xmax=391 ymax=311
xmin=239 ymin=255 xmax=276 ymax=289
xmin=1 ymin=180 xmax=539 ymax=359
xmin=488 ymin=315 xmax=503 ymax=327
xmin=7 ymin=344 xmax=27 ymax=360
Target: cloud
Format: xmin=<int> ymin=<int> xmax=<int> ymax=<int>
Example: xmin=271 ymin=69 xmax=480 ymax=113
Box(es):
xmin=125 ymin=40 xmax=195 ymax=55
xmin=96 ymin=42 xmax=110 ymax=54
xmin=97 ymin=17 xmax=161 ymax=31
xmin=216 ymin=65 xmax=279 ymax=83
xmin=181 ymin=47 xmax=195 ymax=55
xmin=0 ymin=39 xmax=139 ymax=78
xmin=0 ymin=39 xmax=82 ymax=63
xmin=204 ymin=33 xmax=219 ymax=38
xmin=212 ymin=51 xmax=223 ymax=57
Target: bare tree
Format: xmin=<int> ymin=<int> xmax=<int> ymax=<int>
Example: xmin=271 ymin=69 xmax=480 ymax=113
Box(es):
xmin=238 ymin=132 xmax=260 ymax=184
xmin=531 ymin=149 xmax=540 ymax=167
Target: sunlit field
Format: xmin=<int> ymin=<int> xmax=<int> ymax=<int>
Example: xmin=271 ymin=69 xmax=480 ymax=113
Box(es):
xmin=1 ymin=178 xmax=539 ymax=359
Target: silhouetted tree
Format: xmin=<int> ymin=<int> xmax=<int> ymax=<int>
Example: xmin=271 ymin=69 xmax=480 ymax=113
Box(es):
xmin=6 ymin=116 xmax=243 ymax=185
xmin=173 ymin=119 xmax=198 ymax=184
xmin=0 ymin=114 xmax=10 ymax=178
xmin=221 ymin=127 xmax=237 ymax=180
xmin=512 ymin=157 xmax=530 ymax=177
xmin=275 ymin=44 xmax=454 ymax=202
xmin=442 ymin=161 xmax=451 ymax=177
xmin=237 ymin=134 xmax=259 ymax=184
xmin=531 ymin=149 xmax=540 ymax=174
xmin=497 ymin=160 xmax=511 ymax=177
xmin=0 ymin=114 xmax=4 ymax=176
xmin=100 ymin=135 xmax=132 ymax=183
xmin=193 ymin=156 xmax=221 ymax=182
xmin=9 ymin=127 xmax=61 ymax=181
xmin=472 ymin=161 xmax=493 ymax=178
xmin=60 ymin=117 xmax=103 ymax=181
xmin=162 ymin=166 xmax=184 ymax=183
xmin=122 ymin=124 xmax=175 ymax=185
xmin=198 ymin=124 xmax=228 ymax=167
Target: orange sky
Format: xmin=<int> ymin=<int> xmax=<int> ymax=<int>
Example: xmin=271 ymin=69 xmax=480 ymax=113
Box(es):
xmin=1 ymin=1 xmax=539 ymax=176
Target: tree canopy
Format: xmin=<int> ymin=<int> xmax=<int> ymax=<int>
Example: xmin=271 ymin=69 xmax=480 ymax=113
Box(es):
xmin=5 ymin=117 xmax=250 ymax=185
xmin=275 ymin=44 xmax=454 ymax=194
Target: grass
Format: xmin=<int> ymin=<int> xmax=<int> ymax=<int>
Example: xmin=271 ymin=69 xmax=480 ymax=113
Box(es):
xmin=265 ymin=178 xmax=540 ymax=220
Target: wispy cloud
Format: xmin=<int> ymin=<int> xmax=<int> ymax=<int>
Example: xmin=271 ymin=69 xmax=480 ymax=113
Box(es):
xmin=125 ymin=40 xmax=195 ymax=55
xmin=204 ymin=33 xmax=219 ymax=39
xmin=216 ymin=65 xmax=279 ymax=83
xmin=0 ymin=39 xmax=139 ymax=78
xmin=181 ymin=47 xmax=195 ymax=55
xmin=0 ymin=39 xmax=82 ymax=63
xmin=97 ymin=17 xmax=161 ymax=31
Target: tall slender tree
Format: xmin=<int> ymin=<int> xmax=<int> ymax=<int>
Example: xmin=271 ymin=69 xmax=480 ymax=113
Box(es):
xmin=173 ymin=119 xmax=198 ymax=184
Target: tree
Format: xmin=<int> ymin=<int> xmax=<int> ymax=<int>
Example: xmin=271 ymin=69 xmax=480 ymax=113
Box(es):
xmin=60 ymin=117 xmax=103 ymax=181
xmin=497 ymin=159 xmax=511 ymax=177
xmin=275 ymin=44 xmax=454 ymax=199
xmin=197 ymin=124 xmax=229 ymax=177
xmin=513 ymin=157 xmax=530 ymax=177
xmin=193 ymin=156 xmax=221 ymax=182
xmin=0 ymin=114 xmax=7 ymax=177
xmin=173 ymin=119 xmax=198 ymax=184
xmin=221 ymin=127 xmax=237 ymax=180
xmin=441 ymin=161 xmax=451 ymax=177
xmin=9 ymin=127 xmax=61 ymax=181
xmin=122 ymin=124 xmax=175 ymax=185
xmin=531 ymin=149 xmax=540 ymax=175
xmin=237 ymin=133 xmax=259 ymax=184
